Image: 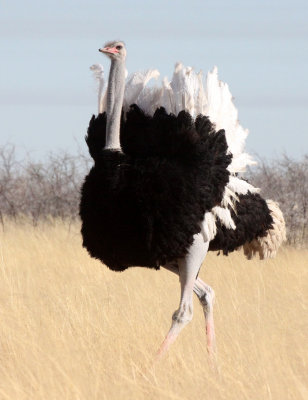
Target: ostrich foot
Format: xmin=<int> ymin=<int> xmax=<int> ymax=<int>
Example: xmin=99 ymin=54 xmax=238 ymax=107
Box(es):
xmin=157 ymin=306 xmax=192 ymax=359
xmin=157 ymin=329 xmax=179 ymax=358
xmin=206 ymin=313 xmax=216 ymax=355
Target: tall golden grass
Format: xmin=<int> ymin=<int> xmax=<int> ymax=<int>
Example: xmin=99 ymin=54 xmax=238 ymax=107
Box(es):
xmin=0 ymin=219 xmax=307 ymax=400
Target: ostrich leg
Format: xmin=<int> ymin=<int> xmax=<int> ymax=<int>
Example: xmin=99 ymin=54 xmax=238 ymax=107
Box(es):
xmin=194 ymin=278 xmax=216 ymax=356
xmin=157 ymin=233 xmax=209 ymax=357
xmin=162 ymin=263 xmax=216 ymax=357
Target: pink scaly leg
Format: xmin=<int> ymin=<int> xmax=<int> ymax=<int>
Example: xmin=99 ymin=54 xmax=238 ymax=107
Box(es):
xmin=162 ymin=261 xmax=216 ymax=359
xmin=194 ymin=278 xmax=217 ymax=359
xmin=157 ymin=233 xmax=209 ymax=358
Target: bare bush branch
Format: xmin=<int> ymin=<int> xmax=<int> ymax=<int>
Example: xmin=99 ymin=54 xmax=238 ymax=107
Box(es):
xmin=248 ymin=154 xmax=308 ymax=247
xmin=0 ymin=145 xmax=91 ymax=225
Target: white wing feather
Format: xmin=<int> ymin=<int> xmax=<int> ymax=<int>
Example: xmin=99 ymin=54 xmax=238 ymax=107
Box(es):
xmin=161 ymin=77 xmax=175 ymax=115
xmin=201 ymin=212 xmax=217 ymax=242
xmin=212 ymin=206 xmax=236 ymax=230
xmin=136 ymin=85 xmax=163 ymax=116
xmin=123 ymin=69 xmax=160 ymax=112
xmin=91 ymin=62 xmax=257 ymax=174
xmin=227 ymin=176 xmax=260 ymax=195
xmin=220 ymin=176 xmax=260 ymax=212
xmin=204 ymin=67 xmax=256 ymax=172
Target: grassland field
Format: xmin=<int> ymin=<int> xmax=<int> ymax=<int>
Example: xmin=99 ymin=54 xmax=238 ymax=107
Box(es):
xmin=0 ymin=219 xmax=307 ymax=400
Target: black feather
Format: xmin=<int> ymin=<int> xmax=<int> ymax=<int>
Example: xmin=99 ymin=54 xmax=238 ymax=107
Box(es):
xmin=80 ymin=106 xmax=232 ymax=271
xmin=209 ymin=192 xmax=273 ymax=254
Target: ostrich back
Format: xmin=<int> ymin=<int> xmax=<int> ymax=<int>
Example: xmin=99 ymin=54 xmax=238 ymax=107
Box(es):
xmin=80 ymin=106 xmax=231 ymax=271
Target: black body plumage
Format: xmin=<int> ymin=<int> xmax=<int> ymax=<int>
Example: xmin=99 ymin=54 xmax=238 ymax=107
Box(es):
xmin=209 ymin=192 xmax=273 ymax=254
xmin=80 ymin=106 xmax=232 ymax=271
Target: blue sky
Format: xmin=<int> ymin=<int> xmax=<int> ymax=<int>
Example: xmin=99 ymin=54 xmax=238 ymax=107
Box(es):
xmin=0 ymin=0 xmax=307 ymax=160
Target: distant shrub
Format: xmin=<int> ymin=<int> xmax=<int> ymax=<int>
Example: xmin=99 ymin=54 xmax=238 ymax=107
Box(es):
xmin=248 ymin=155 xmax=308 ymax=247
xmin=0 ymin=144 xmax=90 ymax=225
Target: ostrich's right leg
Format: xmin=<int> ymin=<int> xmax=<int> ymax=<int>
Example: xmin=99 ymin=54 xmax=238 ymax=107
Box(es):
xmin=157 ymin=233 xmax=209 ymax=358
xmin=163 ymin=263 xmax=216 ymax=356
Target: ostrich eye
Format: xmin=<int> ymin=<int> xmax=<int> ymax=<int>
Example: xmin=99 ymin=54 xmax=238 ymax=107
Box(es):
xmin=116 ymin=45 xmax=122 ymax=50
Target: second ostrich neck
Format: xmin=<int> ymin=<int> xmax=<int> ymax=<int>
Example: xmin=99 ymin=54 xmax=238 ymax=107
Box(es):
xmin=105 ymin=59 xmax=125 ymax=150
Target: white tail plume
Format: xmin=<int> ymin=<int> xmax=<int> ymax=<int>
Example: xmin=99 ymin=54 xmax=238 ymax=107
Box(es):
xmin=243 ymin=200 xmax=286 ymax=259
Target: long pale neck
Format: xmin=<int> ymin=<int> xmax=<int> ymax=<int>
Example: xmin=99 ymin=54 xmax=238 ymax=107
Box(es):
xmin=105 ymin=59 xmax=125 ymax=150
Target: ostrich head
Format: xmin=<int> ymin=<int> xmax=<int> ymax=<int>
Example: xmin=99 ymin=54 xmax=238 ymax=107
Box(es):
xmin=99 ymin=40 xmax=126 ymax=62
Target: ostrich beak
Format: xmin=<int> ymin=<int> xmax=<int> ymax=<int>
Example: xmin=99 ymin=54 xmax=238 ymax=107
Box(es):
xmin=99 ymin=47 xmax=119 ymax=54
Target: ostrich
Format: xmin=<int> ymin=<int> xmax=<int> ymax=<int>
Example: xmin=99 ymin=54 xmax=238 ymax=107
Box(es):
xmin=80 ymin=41 xmax=286 ymax=357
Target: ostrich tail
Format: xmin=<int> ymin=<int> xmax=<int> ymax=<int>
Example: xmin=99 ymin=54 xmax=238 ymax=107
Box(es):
xmin=243 ymin=200 xmax=286 ymax=260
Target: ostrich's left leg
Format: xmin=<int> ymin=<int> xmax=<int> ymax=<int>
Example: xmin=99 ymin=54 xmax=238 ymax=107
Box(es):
xmin=194 ymin=278 xmax=216 ymax=356
xmin=157 ymin=233 xmax=209 ymax=357
xmin=163 ymin=263 xmax=216 ymax=356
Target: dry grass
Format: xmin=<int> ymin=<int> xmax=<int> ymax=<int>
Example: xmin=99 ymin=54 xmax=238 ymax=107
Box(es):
xmin=0 ymin=220 xmax=307 ymax=400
